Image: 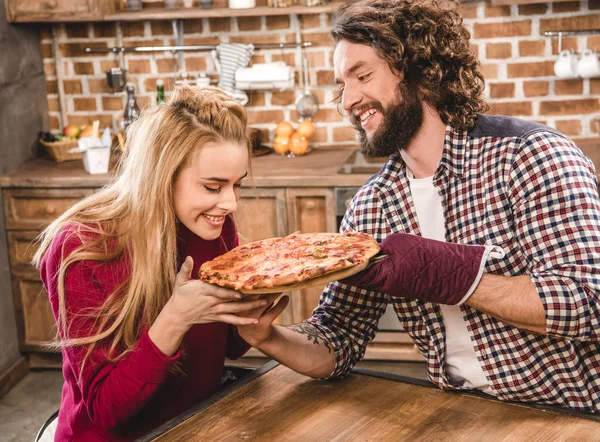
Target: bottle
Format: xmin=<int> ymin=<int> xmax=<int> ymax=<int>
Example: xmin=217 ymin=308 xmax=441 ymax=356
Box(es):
xmin=156 ymin=79 xmax=165 ymax=105
xmin=123 ymin=84 xmax=140 ymax=129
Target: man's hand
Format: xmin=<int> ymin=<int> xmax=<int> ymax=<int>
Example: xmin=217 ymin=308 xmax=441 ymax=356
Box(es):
xmin=340 ymin=233 xmax=502 ymax=305
xmin=237 ymin=293 xmax=289 ymax=347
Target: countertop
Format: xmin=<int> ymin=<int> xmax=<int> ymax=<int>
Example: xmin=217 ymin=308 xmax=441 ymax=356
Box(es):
xmin=140 ymin=362 xmax=600 ymax=441
xmin=0 ymin=146 xmax=370 ymax=189
xmin=1 ymin=140 xmax=599 ymax=189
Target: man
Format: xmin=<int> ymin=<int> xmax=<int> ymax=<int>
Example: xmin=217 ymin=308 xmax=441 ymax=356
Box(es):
xmin=238 ymin=0 xmax=600 ymax=412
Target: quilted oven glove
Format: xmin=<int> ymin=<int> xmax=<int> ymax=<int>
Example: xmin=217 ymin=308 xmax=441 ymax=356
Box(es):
xmin=340 ymin=233 xmax=504 ymax=305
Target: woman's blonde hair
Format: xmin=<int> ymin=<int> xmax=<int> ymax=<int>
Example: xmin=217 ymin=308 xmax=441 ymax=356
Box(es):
xmin=33 ymin=85 xmax=250 ymax=375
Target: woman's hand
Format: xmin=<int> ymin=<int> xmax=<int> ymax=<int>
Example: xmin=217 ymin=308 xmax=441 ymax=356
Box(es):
xmin=237 ymin=293 xmax=289 ymax=347
xmin=149 ymin=257 xmax=269 ymax=356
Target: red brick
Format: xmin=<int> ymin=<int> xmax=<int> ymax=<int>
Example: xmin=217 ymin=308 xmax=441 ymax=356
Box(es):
xmin=49 ymin=115 xmax=60 ymax=131
xmin=74 ymin=97 xmax=97 ymax=112
xmin=266 ymin=16 xmax=290 ymax=30
xmin=74 ymin=62 xmax=94 ymax=75
xmin=102 ymin=96 xmax=124 ymax=111
xmin=41 ymin=43 xmax=52 ymax=59
xmin=247 ymin=92 xmax=265 ymax=107
xmin=480 ymin=63 xmax=499 ymax=80
xmin=94 ymin=23 xmax=116 ymax=38
xmin=523 ymin=80 xmax=549 ymax=97
xmin=473 ymin=21 xmax=531 ymax=39
xmin=184 ymin=19 xmax=203 ymax=34
xmin=271 ymin=91 xmax=295 ymax=106
xmin=551 ymin=37 xmax=577 ymax=55
xmin=334 ymin=126 xmax=358 ymax=142
xmin=591 ymin=79 xmax=600 ymax=95
xmin=63 ymin=79 xmax=82 ymax=94
xmin=183 ymin=36 xmax=221 ymax=46
xmin=489 ymin=82 xmax=515 ymax=99
xmin=540 ymin=15 xmax=600 ymax=34
xmin=307 ymin=51 xmax=325 ymax=68
xmin=43 ymin=61 xmax=55 ymax=77
xmin=518 ymin=4 xmax=548 ymax=15
xmin=300 ymin=14 xmax=321 ymax=29
xmin=539 ymin=99 xmax=599 ymax=116
xmin=230 ymin=34 xmax=282 ymax=45
xmin=486 ymin=43 xmax=512 ymax=59
xmin=484 ymin=5 xmax=510 ymax=17
xmin=555 ymin=119 xmax=582 ymax=136
xmin=88 ymin=79 xmax=112 ymax=94
xmin=458 ymin=3 xmax=478 ymax=19
xmin=208 ymin=18 xmax=231 ymax=33
xmin=271 ymin=52 xmax=296 ymax=65
xmin=248 ymin=110 xmax=284 ymax=125
xmin=67 ymin=115 xmax=113 ymax=128
xmin=555 ymin=79 xmax=584 ymax=95
xmin=185 ymin=57 xmax=207 ymax=72
xmin=39 ymin=25 xmax=52 ymax=41
xmin=300 ymin=32 xmax=334 ymax=48
xmin=46 ymin=80 xmax=57 ymax=94
xmin=487 ymin=101 xmax=533 ymax=116
xmin=65 ymin=23 xmax=89 ymax=39
xmin=317 ymin=69 xmax=334 ymax=86
xmin=127 ymin=59 xmax=151 ymax=74
xmin=589 ymin=36 xmax=600 ymax=49
xmin=310 ymin=127 xmax=328 ymax=143
xmin=100 ymin=60 xmax=118 ymax=72
xmin=47 ymin=97 xmax=59 ymax=112
xmin=151 ymin=21 xmax=174 ymax=36
xmin=519 ymin=40 xmax=546 ymax=57
xmin=60 ymin=42 xmax=107 ymax=58
xmin=123 ymin=38 xmax=163 ymax=48
xmin=507 ymin=61 xmax=555 ymax=78
xmin=156 ymin=58 xmax=176 ymax=74
xmin=122 ymin=22 xmax=145 ymax=37
xmin=310 ymin=107 xmax=345 ymax=123
xmin=591 ymin=0 xmax=600 ymax=9
xmin=552 ymin=1 xmax=581 ymax=13
xmin=238 ymin=17 xmax=262 ymax=31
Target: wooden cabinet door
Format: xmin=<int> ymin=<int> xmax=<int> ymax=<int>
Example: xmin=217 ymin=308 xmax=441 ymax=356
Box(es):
xmin=285 ymin=188 xmax=336 ymax=323
xmin=5 ymin=0 xmax=100 ymax=22
xmin=11 ymin=276 xmax=56 ymax=351
xmin=3 ymin=188 xmax=96 ymax=230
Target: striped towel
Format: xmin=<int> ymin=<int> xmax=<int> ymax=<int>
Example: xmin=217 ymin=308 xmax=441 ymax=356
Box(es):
xmin=213 ymin=43 xmax=255 ymax=105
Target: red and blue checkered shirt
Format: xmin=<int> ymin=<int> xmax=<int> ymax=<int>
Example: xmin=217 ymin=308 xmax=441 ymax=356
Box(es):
xmin=306 ymin=114 xmax=600 ymax=412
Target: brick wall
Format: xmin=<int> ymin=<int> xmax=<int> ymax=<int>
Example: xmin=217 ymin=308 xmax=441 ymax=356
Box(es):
xmin=41 ymin=0 xmax=600 ymax=145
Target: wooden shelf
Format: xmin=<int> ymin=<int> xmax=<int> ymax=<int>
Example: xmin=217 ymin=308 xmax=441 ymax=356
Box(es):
xmin=104 ymin=3 xmax=340 ymax=21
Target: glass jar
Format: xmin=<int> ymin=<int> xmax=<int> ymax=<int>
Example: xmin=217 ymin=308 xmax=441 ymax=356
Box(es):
xmin=268 ymin=0 xmax=297 ymax=7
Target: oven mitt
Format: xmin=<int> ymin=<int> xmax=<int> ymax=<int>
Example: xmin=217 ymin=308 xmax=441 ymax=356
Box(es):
xmin=340 ymin=233 xmax=504 ymax=305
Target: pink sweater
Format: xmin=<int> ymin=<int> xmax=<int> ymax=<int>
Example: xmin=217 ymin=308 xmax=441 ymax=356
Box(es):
xmin=40 ymin=218 xmax=250 ymax=441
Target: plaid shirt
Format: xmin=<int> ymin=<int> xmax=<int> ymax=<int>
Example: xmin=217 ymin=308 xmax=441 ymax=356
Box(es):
xmin=306 ymin=114 xmax=600 ymax=412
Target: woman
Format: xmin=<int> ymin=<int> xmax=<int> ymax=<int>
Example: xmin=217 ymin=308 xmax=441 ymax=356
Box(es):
xmin=33 ymin=85 xmax=284 ymax=441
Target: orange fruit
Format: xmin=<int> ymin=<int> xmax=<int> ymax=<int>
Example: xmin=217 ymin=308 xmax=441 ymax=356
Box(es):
xmin=290 ymin=136 xmax=309 ymax=156
xmin=275 ymin=121 xmax=294 ymax=137
xmin=290 ymin=131 xmax=301 ymax=142
xmin=273 ymin=135 xmax=290 ymax=155
xmin=297 ymin=120 xmax=316 ymax=140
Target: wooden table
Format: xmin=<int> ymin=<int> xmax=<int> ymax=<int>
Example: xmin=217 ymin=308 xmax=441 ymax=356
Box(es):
xmin=140 ymin=362 xmax=600 ymax=442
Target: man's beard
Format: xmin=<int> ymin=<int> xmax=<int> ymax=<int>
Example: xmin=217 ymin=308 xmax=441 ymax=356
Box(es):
xmin=350 ymin=85 xmax=423 ymax=158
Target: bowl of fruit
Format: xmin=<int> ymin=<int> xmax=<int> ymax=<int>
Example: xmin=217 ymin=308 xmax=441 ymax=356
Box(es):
xmin=272 ymin=120 xmax=316 ymax=157
xmin=39 ymin=124 xmax=98 ymax=162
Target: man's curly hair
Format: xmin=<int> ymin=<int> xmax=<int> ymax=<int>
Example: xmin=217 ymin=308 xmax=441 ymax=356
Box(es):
xmin=331 ymin=0 xmax=488 ymax=131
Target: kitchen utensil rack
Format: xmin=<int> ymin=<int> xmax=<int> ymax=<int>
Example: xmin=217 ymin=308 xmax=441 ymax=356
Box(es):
xmin=544 ymin=29 xmax=600 ymax=54
xmin=85 ymin=41 xmax=313 ymax=54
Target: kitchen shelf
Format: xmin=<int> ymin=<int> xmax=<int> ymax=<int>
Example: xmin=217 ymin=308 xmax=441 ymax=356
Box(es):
xmin=104 ymin=4 xmax=340 ymax=21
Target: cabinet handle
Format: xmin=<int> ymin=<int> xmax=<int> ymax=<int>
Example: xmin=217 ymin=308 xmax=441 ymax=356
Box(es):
xmin=45 ymin=206 xmax=56 ymax=215
xmin=305 ymin=201 xmax=316 ymax=210
xmin=44 ymin=0 xmax=57 ymax=9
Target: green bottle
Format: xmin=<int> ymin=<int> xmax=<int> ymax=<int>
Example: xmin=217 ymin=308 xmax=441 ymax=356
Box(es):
xmin=156 ymin=79 xmax=165 ymax=105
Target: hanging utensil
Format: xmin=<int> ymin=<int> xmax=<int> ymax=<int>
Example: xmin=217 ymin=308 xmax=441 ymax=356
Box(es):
xmin=295 ymin=44 xmax=319 ymax=121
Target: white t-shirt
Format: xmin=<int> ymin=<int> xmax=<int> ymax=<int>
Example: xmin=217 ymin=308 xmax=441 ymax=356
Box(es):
xmin=405 ymin=167 xmax=494 ymax=395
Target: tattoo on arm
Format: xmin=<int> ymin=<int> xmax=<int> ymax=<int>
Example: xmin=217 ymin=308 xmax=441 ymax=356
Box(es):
xmin=288 ymin=324 xmax=332 ymax=354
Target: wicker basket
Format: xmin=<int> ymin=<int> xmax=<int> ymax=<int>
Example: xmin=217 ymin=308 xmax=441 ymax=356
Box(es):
xmin=40 ymin=138 xmax=82 ymax=163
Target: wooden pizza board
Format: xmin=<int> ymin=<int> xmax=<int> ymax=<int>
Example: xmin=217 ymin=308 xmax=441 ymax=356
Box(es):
xmin=238 ymin=261 xmax=369 ymax=295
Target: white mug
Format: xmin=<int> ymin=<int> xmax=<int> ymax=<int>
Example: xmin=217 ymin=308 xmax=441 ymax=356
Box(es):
xmin=554 ymin=49 xmax=579 ymax=79
xmin=577 ymin=49 xmax=600 ymax=78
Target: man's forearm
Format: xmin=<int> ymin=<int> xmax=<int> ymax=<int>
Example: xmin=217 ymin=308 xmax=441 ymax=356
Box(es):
xmin=467 ymin=273 xmax=546 ymax=334
xmin=256 ymin=324 xmax=336 ymax=379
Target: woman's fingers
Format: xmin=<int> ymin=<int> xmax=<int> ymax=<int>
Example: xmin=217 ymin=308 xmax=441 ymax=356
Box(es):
xmin=217 ymin=314 xmax=260 ymax=326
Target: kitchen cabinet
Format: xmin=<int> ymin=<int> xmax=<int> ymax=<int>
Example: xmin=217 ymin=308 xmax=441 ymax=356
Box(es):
xmin=1 ymin=153 xmax=424 ymax=367
xmin=4 ymin=0 xmax=339 ymax=23
xmin=5 ymin=0 xmax=102 ymax=22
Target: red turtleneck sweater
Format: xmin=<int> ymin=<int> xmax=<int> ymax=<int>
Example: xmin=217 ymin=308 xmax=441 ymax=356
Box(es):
xmin=39 ymin=218 xmax=250 ymax=441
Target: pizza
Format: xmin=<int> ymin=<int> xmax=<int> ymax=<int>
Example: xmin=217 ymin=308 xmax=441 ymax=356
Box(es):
xmin=199 ymin=231 xmax=380 ymax=293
